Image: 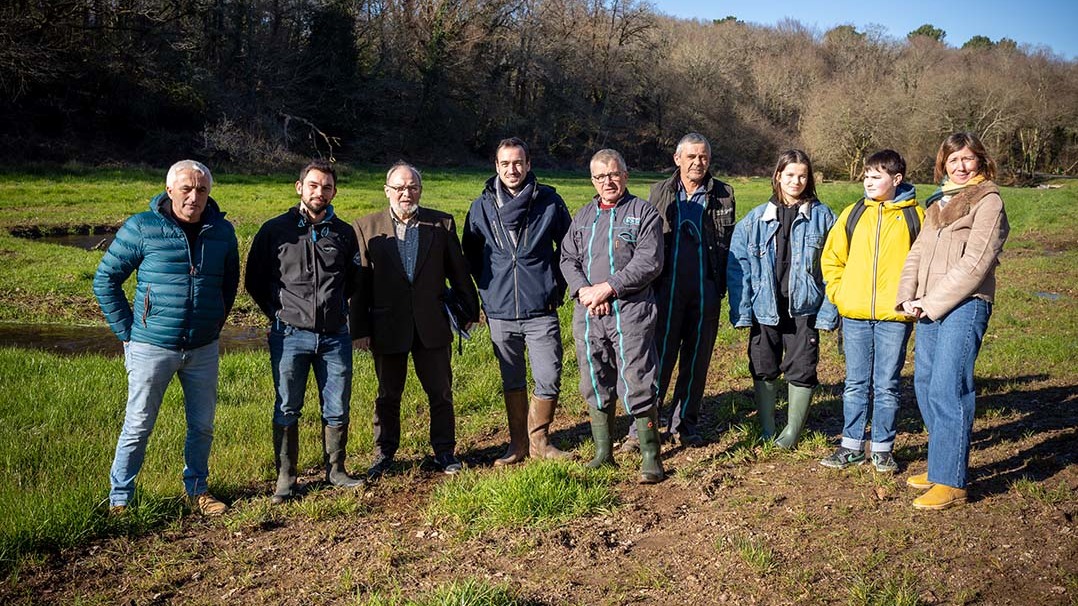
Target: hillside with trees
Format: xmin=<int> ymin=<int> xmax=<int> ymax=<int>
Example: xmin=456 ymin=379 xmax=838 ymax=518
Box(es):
xmin=2 ymin=0 xmax=1075 ymax=181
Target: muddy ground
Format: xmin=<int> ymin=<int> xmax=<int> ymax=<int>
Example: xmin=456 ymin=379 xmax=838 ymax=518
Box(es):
xmin=3 ymin=352 xmax=1076 ymax=605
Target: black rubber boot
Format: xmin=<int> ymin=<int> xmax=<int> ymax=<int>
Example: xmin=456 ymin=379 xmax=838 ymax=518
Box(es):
xmin=271 ymin=423 xmax=299 ymax=504
xmin=323 ymin=423 xmax=364 ymax=488
xmin=635 ymin=409 xmax=665 ymax=484
xmin=585 ymin=405 xmax=617 ymax=469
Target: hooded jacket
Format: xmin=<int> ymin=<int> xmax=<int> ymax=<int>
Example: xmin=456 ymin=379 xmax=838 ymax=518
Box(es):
xmin=822 ymin=182 xmax=924 ymax=321
xmin=245 ymin=205 xmax=359 ymax=333
xmin=462 ymin=174 xmax=571 ymax=320
xmin=727 ymin=198 xmax=838 ymax=330
xmin=93 ymin=192 xmax=239 ymax=349
xmin=896 ymin=181 xmax=1008 ymax=320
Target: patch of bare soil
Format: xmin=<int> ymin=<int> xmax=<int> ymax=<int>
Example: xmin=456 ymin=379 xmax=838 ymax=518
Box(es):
xmin=3 ymin=369 xmax=1076 ymax=605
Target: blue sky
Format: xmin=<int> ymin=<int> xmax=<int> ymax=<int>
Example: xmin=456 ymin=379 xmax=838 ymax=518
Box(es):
xmin=650 ymin=0 xmax=1078 ymax=60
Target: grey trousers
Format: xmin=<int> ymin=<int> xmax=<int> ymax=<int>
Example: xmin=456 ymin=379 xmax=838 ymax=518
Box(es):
xmin=488 ymin=313 xmax=563 ymax=399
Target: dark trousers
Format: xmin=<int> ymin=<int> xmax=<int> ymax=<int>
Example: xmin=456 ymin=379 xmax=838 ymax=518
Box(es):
xmin=748 ymin=314 xmax=819 ymax=387
xmin=654 ymin=277 xmax=721 ymax=435
xmin=372 ymin=331 xmax=455 ymax=458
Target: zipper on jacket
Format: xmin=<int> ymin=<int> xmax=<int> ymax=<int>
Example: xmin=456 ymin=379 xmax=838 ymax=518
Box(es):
xmin=142 ymin=285 xmax=152 ymax=327
xmin=870 ymin=205 xmax=882 ymax=320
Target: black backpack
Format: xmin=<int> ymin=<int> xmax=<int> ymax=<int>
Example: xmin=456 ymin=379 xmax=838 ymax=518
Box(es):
xmin=844 ymin=198 xmax=921 ymax=252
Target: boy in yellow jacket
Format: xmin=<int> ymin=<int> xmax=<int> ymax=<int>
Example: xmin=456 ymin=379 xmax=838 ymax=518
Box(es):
xmin=819 ymin=150 xmax=924 ymax=472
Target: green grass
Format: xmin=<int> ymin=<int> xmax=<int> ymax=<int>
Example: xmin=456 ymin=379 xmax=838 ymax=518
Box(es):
xmin=846 ymin=572 xmax=922 ymax=606
xmin=358 ymin=578 xmax=535 ymax=606
xmin=726 ymin=534 xmax=777 ymax=575
xmin=1010 ymin=477 xmax=1075 ymax=506
xmin=424 ymin=460 xmax=617 ymax=535
xmin=0 ymin=167 xmax=1076 ymax=577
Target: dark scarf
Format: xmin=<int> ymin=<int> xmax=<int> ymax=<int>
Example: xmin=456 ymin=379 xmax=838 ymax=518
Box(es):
xmin=495 ymin=173 xmax=536 ymax=234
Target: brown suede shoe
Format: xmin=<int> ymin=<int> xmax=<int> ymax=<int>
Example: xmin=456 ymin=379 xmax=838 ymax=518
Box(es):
xmin=191 ymin=493 xmax=229 ymax=516
xmin=912 ymin=484 xmax=967 ymax=510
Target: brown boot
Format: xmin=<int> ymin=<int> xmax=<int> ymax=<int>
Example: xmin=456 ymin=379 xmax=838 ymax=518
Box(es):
xmin=495 ymin=389 xmax=530 ymax=466
xmin=529 ymin=395 xmax=574 ymax=460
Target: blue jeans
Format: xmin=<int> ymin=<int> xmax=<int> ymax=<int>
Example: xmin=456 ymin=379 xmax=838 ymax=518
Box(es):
xmin=488 ymin=313 xmax=563 ymax=398
xmin=269 ymin=323 xmax=353 ymax=427
xmin=914 ymin=298 xmax=991 ymax=488
xmin=109 ymin=340 xmax=220 ymax=506
xmin=840 ymin=318 xmax=912 ymax=453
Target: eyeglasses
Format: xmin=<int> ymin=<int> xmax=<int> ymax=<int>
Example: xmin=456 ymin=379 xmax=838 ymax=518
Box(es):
xmin=385 ymin=184 xmax=421 ymax=194
xmin=591 ymin=171 xmax=625 ymax=182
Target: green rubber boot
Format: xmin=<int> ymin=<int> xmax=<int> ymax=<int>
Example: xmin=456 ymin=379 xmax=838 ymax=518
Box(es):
xmin=635 ymin=409 xmax=665 ymax=484
xmin=753 ymin=379 xmax=778 ymax=439
xmin=586 ymin=405 xmax=617 ymax=468
xmin=775 ymin=384 xmax=813 ymax=449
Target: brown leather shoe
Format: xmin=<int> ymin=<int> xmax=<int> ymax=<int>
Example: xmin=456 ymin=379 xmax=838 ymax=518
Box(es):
xmin=191 ymin=493 xmax=229 ymax=516
xmin=912 ymin=484 xmax=967 ymax=510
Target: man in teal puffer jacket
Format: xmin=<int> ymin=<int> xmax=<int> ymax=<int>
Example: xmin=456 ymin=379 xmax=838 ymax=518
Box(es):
xmin=93 ymin=160 xmax=239 ymax=516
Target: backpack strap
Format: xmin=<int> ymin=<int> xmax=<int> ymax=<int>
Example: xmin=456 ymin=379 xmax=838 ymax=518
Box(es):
xmin=846 ymin=197 xmax=922 ymax=252
xmin=901 ymin=205 xmax=922 ymax=245
xmin=844 ymin=198 xmax=867 ymax=253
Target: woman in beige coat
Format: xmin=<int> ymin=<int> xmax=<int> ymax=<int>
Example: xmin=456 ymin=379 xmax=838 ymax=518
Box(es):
xmin=896 ymin=132 xmax=1009 ymax=510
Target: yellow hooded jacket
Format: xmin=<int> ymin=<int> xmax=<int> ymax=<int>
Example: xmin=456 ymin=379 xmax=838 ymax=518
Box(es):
xmin=822 ymin=186 xmax=924 ymax=322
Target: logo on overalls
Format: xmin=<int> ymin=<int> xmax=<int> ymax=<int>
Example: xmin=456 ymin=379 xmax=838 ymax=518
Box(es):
xmin=625 ymin=216 xmax=641 ymax=225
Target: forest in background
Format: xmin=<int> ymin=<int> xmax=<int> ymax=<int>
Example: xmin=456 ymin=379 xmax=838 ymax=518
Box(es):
xmin=2 ymin=0 xmax=1076 ymax=181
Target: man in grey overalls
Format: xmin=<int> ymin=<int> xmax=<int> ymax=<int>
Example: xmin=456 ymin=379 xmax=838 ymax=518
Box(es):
xmin=560 ymin=149 xmax=666 ymax=483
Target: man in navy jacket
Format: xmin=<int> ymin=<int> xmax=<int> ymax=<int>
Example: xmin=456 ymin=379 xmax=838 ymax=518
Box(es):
xmin=463 ymin=137 xmax=573 ymax=465
xmin=93 ymin=160 xmax=239 ymax=516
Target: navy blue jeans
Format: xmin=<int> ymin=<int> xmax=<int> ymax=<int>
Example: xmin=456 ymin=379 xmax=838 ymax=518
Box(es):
xmin=914 ymin=298 xmax=991 ymax=488
xmin=840 ymin=318 xmax=912 ymax=453
xmin=269 ymin=322 xmax=353 ymax=427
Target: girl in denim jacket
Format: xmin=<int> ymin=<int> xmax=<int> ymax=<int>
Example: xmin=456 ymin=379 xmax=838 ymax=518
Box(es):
xmin=728 ymin=150 xmax=837 ymax=448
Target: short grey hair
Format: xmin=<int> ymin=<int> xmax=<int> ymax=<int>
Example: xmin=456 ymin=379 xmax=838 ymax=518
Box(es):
xmin=590 ymin=149 xmax=628 ymax=173
xmin=166 ymin=160 xmax=213 ymax=189
xmin=386 ymin=161 xmax=422 ymax=188
xmin=675 ymin=133 xmax=711 ymax=157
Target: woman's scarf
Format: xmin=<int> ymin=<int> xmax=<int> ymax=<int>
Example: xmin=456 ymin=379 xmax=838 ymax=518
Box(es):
xmin=925 ymin=174 xmax=986 ymax=208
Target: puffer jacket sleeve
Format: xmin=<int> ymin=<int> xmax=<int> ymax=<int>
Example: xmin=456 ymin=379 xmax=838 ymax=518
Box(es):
xmin=93 ymin=215 xmax=144 ymax=342
xmin=726 ymin=215 xmax=753 ymax=328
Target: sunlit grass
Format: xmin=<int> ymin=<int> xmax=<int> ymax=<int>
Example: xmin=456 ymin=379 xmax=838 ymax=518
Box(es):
xmin=425 ymin=460 xmax=617 ymax=535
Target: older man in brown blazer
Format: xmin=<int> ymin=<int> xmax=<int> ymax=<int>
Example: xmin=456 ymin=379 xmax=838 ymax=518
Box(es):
xmin=352 ymin=161 xmax=480 ymax=476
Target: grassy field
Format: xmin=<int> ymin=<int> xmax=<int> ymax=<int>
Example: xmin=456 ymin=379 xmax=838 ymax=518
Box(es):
xmin=0 ymin=166 xmax=1075 ymax=604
